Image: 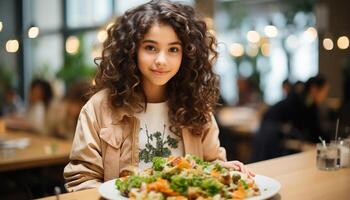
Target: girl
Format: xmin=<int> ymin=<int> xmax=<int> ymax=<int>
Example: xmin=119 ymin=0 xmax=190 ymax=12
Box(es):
xmin=64 ymin=0 xmax=253 ymax=192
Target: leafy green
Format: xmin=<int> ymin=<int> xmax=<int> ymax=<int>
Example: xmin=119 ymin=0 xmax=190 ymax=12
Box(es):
xmin=152 ymin=157 xmax=167 ymax=171
xmin=170 ymin=175 xmax=190 ymax=195
xmin=200 ymin=178 xmax=223 ymax=196
xmin=114 ymin=155 xmax=258 ymax=199
xmin=115 ymin=175 xmax=157 ymax=194
xmin=191 ymin=175 xmax=204 ymax=187
xmin=188 ymin=155 xmax=210 ymax=167
xmin=115 ymin=178 xmax=128 ymax=195
xmin=240 ymin=179 xmax=249 ymax=189
xmin=213 ymin=163 xmax=225 ymax=172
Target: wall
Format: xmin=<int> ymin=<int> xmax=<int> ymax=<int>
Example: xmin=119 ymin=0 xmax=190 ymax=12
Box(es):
xmin=318 ymin=0 xmax=350 ymax=99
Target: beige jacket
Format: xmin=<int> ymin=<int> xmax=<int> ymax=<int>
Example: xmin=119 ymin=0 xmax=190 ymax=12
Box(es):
xmin=64 ymin=89 xmax=226 ymax=192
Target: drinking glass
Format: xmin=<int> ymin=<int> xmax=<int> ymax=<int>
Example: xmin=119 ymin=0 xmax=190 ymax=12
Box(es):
xmin=316 ymin=143 xmax=340 ymax=170
xmin=337 ymin=139 xmax=350 ymax=168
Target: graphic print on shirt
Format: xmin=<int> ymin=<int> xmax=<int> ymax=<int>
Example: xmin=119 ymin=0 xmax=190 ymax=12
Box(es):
xmin=139 ymin=124 xmax=179 ymax=163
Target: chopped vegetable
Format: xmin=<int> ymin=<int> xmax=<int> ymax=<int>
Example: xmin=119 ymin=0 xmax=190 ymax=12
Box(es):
xmin=152 ymin=157 xmax=167 ymax=171
xmin=115 ymin=155 xmax=260 ymax=199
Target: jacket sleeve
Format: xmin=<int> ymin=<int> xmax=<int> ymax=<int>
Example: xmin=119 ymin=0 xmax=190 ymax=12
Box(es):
xmin=202 ymin=114 xmax=227 ymax=162
xmin=63 ymin=104 xmax=104 ymax=192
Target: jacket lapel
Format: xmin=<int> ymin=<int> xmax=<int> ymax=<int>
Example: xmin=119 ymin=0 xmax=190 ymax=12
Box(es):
xmin=182 ymin=128 xmax=203 ymax=159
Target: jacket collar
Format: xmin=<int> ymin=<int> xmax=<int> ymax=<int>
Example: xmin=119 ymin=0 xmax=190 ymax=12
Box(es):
xmin=111 ymin=107 xmax=134 ymax=124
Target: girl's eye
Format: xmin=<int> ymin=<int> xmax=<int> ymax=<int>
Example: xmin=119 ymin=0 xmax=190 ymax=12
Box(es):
xmin=169 ymin=47 xmax=180 ymax=53
xmin=145 ymin=45 xmax=157 ymax=52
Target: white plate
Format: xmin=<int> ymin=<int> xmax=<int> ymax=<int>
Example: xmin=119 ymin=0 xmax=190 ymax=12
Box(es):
xmin=98 ymin=179 xmax=128 ymax=200
xmin=98 ymin=175 xmax=281 ymax=200
xmin=248 ymin=175 xmax=281 ymax=200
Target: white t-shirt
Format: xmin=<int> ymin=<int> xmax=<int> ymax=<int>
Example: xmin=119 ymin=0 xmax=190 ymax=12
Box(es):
xmin=135 ymin=102 xmax=184 ymax=170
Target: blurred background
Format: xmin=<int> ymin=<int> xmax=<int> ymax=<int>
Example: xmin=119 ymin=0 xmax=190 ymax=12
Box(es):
xmin=0 ymin=0 xmax=350 ymax=199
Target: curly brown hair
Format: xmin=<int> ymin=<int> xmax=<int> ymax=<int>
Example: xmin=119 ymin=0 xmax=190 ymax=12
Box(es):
xmin=93 ymin=0 xmax=220 ymax=135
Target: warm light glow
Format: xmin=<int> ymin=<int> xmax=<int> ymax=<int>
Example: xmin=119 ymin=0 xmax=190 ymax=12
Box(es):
xmin=6 ymin=40 xmax=19 ymax=53
xmin=264 ymin=25 xmax=278 ymax=38
xmin=229 ymin=43 xmax=244 ymax=57
xmin=0 ymin=21 xmax=3 ymax=32
xmin=65 ymin=36 xmax=80 ymax=54
xmin=246 ymin=44 xmax=259 ymax=57
xmin=337 ymin=36 xmax=349 ymax=49
xmin=286 ymin=35 xmax=299 ymax=50
xmin=91 ymin=79 xmax=96 ymax=86
xmin=323 ymin=38 xmax=333 ymax=50
xmin=261 ymin=43 xmax=270 ymax=56
xmin=28 ymin=26 xmax=39 ymax=38
xmin=97 ymin=30 xmax=108 ymax=43
xmin=247 ymin=31 xmax=260 ymax=43
xmin=303 ymin=27 xmax=318 ymax=43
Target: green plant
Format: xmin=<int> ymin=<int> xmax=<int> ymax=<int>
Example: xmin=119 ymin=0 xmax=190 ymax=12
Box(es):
xmin=0 ymin=64 xmax=17 ymax=111
xmin=57 ymin=35 xmax=96 ymax=88
xmin=33 ymin=62 xmax=55 ymax=80
xmin=0 ymin=63 xmax=16 ymax=91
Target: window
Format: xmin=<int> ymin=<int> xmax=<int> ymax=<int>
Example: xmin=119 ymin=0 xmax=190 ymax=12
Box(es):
xmin=67 ymin=0 xmax=113 ymax=28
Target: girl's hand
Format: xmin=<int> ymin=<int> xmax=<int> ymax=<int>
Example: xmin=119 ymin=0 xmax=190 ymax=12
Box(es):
xmin=219 ymin=160 xmax=255 ymax=177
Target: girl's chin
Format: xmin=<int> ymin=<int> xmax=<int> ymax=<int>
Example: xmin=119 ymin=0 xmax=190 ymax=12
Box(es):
xmin=149 ymin=79 xmax=171 ymax=86
xmin=151 ymin=82 xmax=168 ymax=87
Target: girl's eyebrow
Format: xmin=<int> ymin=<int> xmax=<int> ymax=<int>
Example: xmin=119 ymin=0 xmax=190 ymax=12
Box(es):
xmin=142 ymin=39 xmax=182 ymax=45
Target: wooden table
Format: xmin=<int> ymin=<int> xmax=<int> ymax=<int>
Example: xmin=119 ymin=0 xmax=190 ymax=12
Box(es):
xmin=248 ymin=150 xmax=350 ymax=199
xmin=39 ymin=150 xmax=350 ymax=200
xmin=0 ymin=131 xmax=72 ymax=172
xmin=216 ymin=106 xmax=261 ymax=135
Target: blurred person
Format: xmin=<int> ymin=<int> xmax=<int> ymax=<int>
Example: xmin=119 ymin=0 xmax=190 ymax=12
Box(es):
xmin=46 ymin=80 xmax=90 ymax=140
xmin=251 ymin=75 xmax=330 ymax=161
xmin=236 ymin=77 xmax=261 ymax=106
xmin=293 ymin=80 xmax=305 ymax=95
xmin=4 ymin=78 xmax=53 ymax=133
xmin=1 ymin=87 xmax=24 ymax=115
xmin=282 ymin=79 xmax=292 ymax=98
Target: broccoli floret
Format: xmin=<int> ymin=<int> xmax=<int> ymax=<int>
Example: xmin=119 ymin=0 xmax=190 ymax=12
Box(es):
xmin=188 ymin=155 xmax=210 ymax=167
xmin=115 ymin=178 xmax=128 ymax=196
xmin=170 ymin=175 xmax=191 ymax=195
xmin=115 ymin=175 xmax=158 ymax=196
xmin=213 ymin=163 xmax=228 ymax=173
xmin=191 ymin=175 xmax=204 ymax=187
xmin=127 ymin=176 xmax=145 ymax=190
xmin=152 ymin=157 xmax=167 ymax=171
xmin=200 ymin=178 xmax=223 ymax=196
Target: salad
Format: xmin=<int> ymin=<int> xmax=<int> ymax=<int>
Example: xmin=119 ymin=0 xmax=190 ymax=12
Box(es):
xmin=115 ymin=155 xmax=260 ymax=200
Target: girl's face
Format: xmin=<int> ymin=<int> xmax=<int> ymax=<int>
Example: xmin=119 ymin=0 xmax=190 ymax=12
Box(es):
xmin=137 ymin=23 xmax=183 ymax=90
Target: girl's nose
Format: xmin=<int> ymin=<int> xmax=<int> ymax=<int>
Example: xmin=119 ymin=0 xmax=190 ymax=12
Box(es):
xmin=155 ymin=52 xmax=166 ymax=67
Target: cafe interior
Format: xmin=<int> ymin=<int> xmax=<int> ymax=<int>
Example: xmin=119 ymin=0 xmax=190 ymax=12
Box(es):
xmin=0 ymin=0 xmax=350 ymax=199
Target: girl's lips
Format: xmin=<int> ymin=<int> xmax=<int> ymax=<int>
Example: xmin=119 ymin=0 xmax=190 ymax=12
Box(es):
xmin=151 ymin=69 xmax=168 ymax=75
